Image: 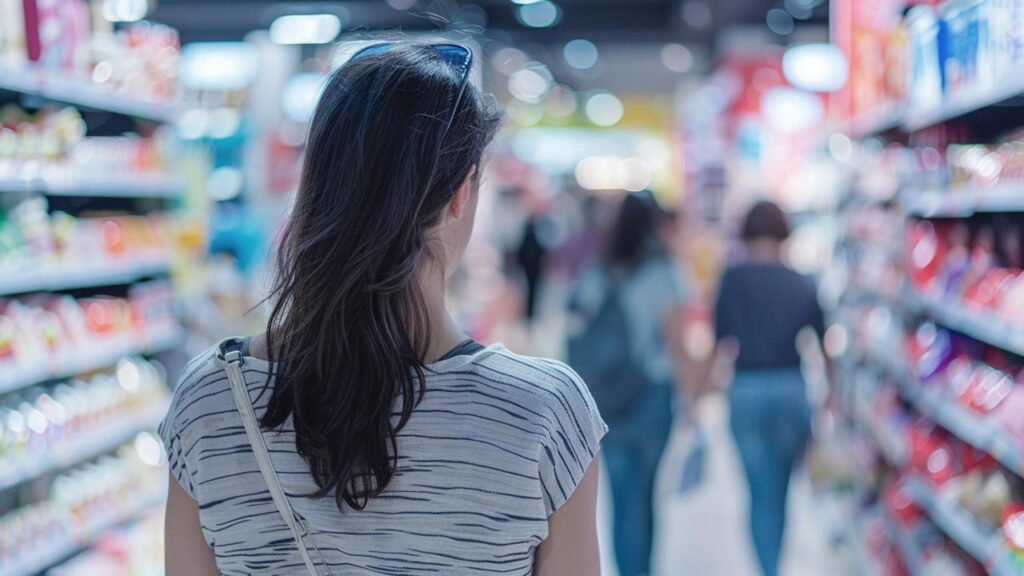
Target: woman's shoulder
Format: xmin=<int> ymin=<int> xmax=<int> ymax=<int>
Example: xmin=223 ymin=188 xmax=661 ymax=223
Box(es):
xmin=471 ymin=346 xmax=606 ymax=434
xmin=476 ymin=346 xmax=590 ymax=397
xmin=159 ymin=341 xmax=238 ymax=442
xmin=171 ymin=342 xmax=233 ymax=401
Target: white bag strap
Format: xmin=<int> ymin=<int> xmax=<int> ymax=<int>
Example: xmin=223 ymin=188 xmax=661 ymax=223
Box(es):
xmin=220 ymin=347 xmax=322 ymax=576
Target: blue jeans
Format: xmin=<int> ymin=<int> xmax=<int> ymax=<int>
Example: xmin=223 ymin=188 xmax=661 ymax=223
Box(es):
xmin=729 ymin=369 xmax=811 ymax=576
xmin=603 ymin=385 xmax=673 ymax=576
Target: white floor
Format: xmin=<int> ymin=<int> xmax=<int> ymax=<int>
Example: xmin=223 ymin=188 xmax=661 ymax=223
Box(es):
xmin=596 ymin=394 xmax=857 ymax=576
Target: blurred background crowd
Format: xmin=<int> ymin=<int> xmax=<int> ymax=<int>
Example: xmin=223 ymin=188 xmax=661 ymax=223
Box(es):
xmin=4 ymin=0 xmax=1024 ymax=575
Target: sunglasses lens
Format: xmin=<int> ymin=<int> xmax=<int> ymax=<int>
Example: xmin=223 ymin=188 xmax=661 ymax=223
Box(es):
xmin=431 ymin=45 xmax=472 ymax=80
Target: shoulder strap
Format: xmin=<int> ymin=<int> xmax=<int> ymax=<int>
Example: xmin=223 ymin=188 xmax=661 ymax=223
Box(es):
xmin=219 ymin=347 xmax=322 ymax=576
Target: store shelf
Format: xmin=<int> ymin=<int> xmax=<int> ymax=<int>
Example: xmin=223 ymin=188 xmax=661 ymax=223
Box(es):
xmin=0 ymin=64 xmax=178 ymax=123
xmin=0 ymin=173 xmax=184 ymax=198
xmin=904 ymin=476 xmax=1015 ymax=574
xmin=0 ymin=401 xmax=168 ymax=491
xmin=884 ymin=511 xmax=927 ymax=575
xmin=914 ymin=294 xmax=1024 ymax=357
xmin=860 ymin=341 xmax=1024 ymax=479
xmin=3 ymin=492 xmax=165 ymax=576
xmin=0 ymin=327 xmax=184 ymax=395
xmin=851 ymin=102 xmax=905 ymax=138
xmin=849 ymin=518 xmax=885 ymax=576
xmin=0 ymin=260 xmax=171 ymax=296
xmin=903 ymin=75 xmax=1024 ymax=133
xmin=909 ymin=387 xmax=1024 ymax=479
xmin=907 ymin=186 xmax=1024 ymax=218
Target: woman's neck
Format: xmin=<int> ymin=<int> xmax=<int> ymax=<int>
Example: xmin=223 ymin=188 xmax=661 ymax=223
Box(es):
xmin=746 ymin=238 xmax=783 ymax=263
xmin=416 ymin=261 xmax=470 ymax=363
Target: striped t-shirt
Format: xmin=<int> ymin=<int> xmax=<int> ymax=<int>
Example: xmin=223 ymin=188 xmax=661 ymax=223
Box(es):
xmin=158 ymin=339 xmax=607 ymax=575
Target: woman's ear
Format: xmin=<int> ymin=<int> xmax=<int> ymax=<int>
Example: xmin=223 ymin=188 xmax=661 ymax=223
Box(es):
xmin=449 ymin=165 xmax=478 ymax=219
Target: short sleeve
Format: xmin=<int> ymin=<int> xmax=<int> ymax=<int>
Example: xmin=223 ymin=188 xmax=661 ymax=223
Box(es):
xmin=536 ymin=363 xmax=608 ymax=517
xmin=806 ymin=277 xmax=826 ymax=338
xmin=158 ymin=353 xmax=212 ymax=501
xmin=714 ymin=268 xmax=737 ymax=340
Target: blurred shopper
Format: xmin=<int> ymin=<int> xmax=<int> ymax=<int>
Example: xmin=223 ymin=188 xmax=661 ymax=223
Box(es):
xmin=160 ymin=42 xmax=607 ymax=576
xmin=516 ymin=213 xmax=549 ymax=322
xmin=569 ymin=192 xmax=690 ymax=576
xmin=713 ymin=200 xmax=825 ymax=576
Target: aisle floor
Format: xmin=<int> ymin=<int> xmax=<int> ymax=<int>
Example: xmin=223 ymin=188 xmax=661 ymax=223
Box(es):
xmin=596 ymin=394 xmax=856 ymax=576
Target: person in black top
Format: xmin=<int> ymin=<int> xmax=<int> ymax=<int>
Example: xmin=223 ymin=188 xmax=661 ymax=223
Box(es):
xmin=713 ymin=200 xmax=825 ymax=576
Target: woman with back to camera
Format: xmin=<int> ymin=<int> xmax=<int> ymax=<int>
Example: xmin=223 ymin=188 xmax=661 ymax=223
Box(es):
xmin=159 ymin=42 xmax=606 ymax=576
xmin=712 ymin=200 xmax=825 ymax=576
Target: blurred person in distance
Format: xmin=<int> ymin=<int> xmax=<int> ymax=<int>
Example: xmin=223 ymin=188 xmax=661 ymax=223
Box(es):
xmin=568 ymin=191 xmax=692 ymax=576
xmin=711 ymin=200 xmax=826 ymax=576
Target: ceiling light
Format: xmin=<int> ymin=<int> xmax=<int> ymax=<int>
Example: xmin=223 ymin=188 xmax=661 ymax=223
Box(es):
xmin=491 ymin=47 xmax=529 ymax=75
xmin=783 ymin=43 xmax=849 ymax=92
xmin=766 ymin=8 xmax=795 ymax=35
xmin=101 ymin=0 xmax=147 ymax=22
xmin=270 ymin=14 xmax=343 ymax=45
xmin=517 ymin=1 xmax=561 ymax=28
xmin=563 ymin=39 xmax=599 ymax=70
xmin=681 ymin=1 xmax=712 ymax=30
xmin=585 ymin=92 xmax=624 ymax=127
xmin=282 ymin=73 xmax=328 ymax=122
xmin=509 ymin=63 xmax=553 ymax=103
xmin=181 ymin=42 xmax=260 ymax=91
xmin=761 ymin=87 xmax=822 ymax=134
xmin=544 ymin=84 xmax=578 ymax=118
xmin=385 ymin=0 xmax=417 ymax=9
xmin=661 ymin=43 xmax=693 ymax=73
xmin=784 ymin=0 xmax=813 ymax=19
xmin=511 ymin=0 xmax=543 ymax=4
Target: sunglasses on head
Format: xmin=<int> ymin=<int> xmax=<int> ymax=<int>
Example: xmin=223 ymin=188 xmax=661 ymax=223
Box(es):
xmin=348 ymin=43 xmax=473 ymax=144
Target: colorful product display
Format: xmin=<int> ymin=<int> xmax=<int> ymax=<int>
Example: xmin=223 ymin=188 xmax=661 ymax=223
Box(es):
xmin=0 ymin=356 xmax=168 ymax=474
xmin=49 ymin=511 xmax=164 ymax=576
xmin=0 ymin=197 xmax=175 ymax=280
xmin=907 ymin=216 xmax=1024 ymax=326
xmin=0 ymin=105 xmax=177 ymax=182
xmin=0 ymin=438 xmax=166 ymax=573
xmin=0 ymin=0 xmax=180 ymax=105
xmin=851 ymin=0 xmax=1024 ymax=119
xmin=0 ymin=282 xmax=178 ymax=387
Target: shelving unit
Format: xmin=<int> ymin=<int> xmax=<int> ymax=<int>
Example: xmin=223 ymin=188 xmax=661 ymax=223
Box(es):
xmin=913 ymin=294 xmax=1024 ymax=359
xmin=885 ymin=511 xmax=928 ymax=575
xmin=903 ymin=75 xmax=1024 ymax=133
xmin=859 ymin=343 xmax=1024 ymax=479
xmin=0 ymin=326 xmax=185 ymax=395
xmin=0 ymin=63 xmax=178 ymax=123
xmin=0 ymin=261 xmax=171 ymax=297
xmin=0 ymin=10 xmax=203 ymax=576
xmin=0 ymin=401 xmax=169 ymax=492
xmin=906 ymin=186 xmax=1024 ymax=218
xmin=0 ymin=174 xmax=185 ymax=198
xmin=850 ymin=102 xmax=905 ymax=138
xmin=910 ymin=387 xmax=1024 ymax=478
xmin=905 ymin=476 xmax=1016 ymax=575
xmin=3 ymin=491 xmax=165 ymax=576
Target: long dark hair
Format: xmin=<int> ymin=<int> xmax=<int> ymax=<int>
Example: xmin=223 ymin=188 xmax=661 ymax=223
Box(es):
xmin=261 ymin=44 xmax=501 ymax=511
xmin=604 ymin=192 xmax=663 ymax=270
